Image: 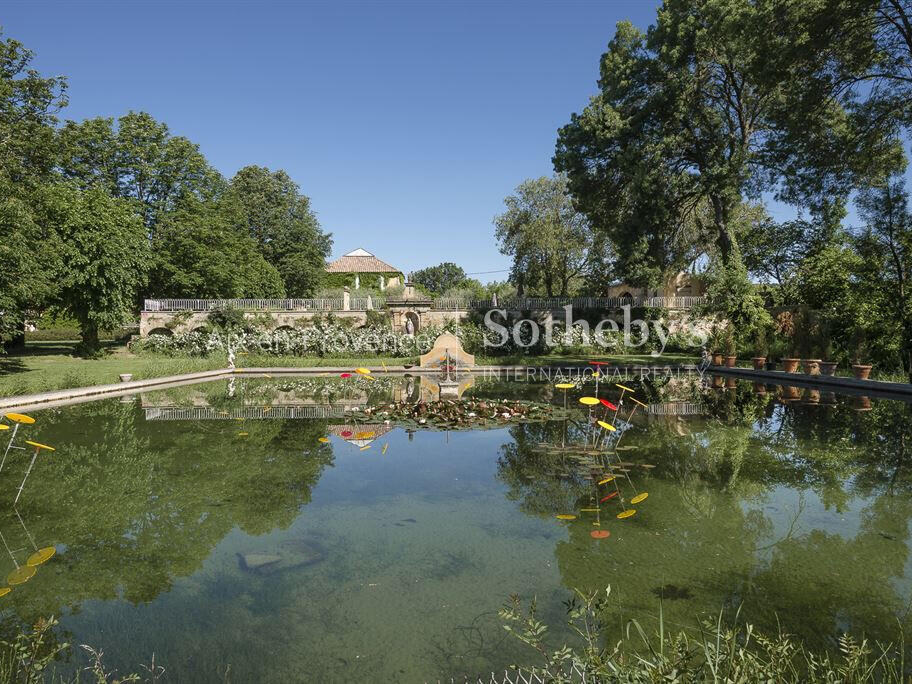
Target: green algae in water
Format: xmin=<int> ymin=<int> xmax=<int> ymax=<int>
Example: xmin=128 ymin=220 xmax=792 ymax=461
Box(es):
xmin=0 ymin=377 xmax=910 ymax=681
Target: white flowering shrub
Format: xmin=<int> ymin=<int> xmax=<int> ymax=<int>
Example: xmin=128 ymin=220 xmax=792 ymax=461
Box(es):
xmin=131 ymin=323 xmax=460 ymax=358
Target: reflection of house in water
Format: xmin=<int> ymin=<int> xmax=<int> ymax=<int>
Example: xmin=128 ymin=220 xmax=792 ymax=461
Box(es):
xmin=330 ymin=424 xmax=393 ymax=448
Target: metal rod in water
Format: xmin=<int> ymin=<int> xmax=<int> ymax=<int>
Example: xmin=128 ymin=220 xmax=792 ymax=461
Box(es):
xmin=0 ymin=423 xmax=20 ymax=474
xmin=14 ymin=450 xmax=39 ymax=506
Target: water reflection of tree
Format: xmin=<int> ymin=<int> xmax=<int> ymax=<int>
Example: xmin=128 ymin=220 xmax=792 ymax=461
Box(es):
xmin=0 ymin=400 xmax=333 ymax=637
xmin=496 ymin=391 xmax=912 ymax=652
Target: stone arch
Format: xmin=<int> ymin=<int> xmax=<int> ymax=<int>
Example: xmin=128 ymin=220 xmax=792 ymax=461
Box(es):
xmin=148 ymin=327 xmax=173 ymax=337
xmin=273 ymin=325 xmax=294 ymax=334
xmin=405 ymin=311 xmax=420 ymax=334
xmin=619 ymin=291 xmax=634 ymax=304
xmin=192 ymin=326 xmax=210 ymax=334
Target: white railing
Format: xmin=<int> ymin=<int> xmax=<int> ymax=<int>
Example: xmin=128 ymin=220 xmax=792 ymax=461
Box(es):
xmin=432 ymin=296 xmax=705 ymax=311
xmin=144 ymin=298 xmax=345 ymax=312
xmin=351 ymin=296 xmax=385 ymax=310
xmin=144 ymin=406 xmax=347 ymax=421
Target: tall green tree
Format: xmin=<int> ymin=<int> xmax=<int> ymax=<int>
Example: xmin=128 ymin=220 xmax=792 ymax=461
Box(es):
xmin=493 ymin=175 xmax=594 ymax=296
xmin=0 ymin=33 xmax=67 ymax=346
xmin=553 ymin=1 xmax=882 ymax=328
xmin=411 ymin=262 xmax=468 ymax=294
xmin=856 ymin=177 xmax=912 ymax=380
xmin=149 ymin=199 xmax=285 ymax=299
xmin=58 ymin=111 xmax=220 ymax=235
xmin=221 ymin=166 xmax=331 ymax=297
xmin=44 ymin=185 xmax=150 ymax=352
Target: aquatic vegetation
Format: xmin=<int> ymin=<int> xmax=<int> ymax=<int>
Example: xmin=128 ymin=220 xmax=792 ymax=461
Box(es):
xmin=500 ymin=588 xmax=908 ymax=683
xmin=355 ymin=398 xmax=566 ymax=430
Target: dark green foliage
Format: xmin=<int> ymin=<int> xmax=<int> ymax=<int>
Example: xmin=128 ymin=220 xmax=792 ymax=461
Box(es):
xmin=149 ymin=200 xmax=285 ymax=299
xmin=411 ymin=262 xmax=468 ymax=294
xmin=221 ymin=166 xmax=332 ymax=297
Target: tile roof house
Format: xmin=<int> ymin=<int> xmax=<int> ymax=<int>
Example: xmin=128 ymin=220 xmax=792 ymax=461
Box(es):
xmin=325 ymin=248 xmax=403 ymax=290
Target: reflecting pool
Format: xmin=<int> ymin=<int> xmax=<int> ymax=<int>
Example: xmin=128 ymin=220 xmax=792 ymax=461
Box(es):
xmin=1 ymin=373 xmax=911 ymax=681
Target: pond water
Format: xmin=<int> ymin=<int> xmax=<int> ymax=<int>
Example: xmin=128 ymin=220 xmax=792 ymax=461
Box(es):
xmin=1 ymin=372 xmax=911 ymax=681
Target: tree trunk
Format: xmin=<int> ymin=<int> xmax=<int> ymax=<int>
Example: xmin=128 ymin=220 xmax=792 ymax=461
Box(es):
xmin=80 ymin=320 xmax=100 ymax=355
xmin=4 ymin=320 xmax=26 ymax=351
xmin=711 ymin=195 xmax=740 ymax=267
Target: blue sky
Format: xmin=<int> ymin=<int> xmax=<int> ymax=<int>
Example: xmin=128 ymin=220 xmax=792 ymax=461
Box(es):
xmin=4 ymin=0 xmax=664 ymax=279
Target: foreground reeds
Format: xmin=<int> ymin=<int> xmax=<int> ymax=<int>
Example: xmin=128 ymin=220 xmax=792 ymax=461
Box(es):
xmin=500 ymin=587 xmax=908 ymax=683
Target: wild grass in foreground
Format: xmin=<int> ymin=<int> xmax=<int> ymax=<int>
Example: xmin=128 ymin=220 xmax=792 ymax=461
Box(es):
xmin=0 ymin=616 xmax=165 ymax=684
xmin=501 ymin=588 xmax=907 ymax=683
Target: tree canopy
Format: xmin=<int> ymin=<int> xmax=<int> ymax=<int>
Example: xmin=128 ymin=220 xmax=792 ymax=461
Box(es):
xmin=0 ymin=32 xmax=332 ymax=351
xmin=494 ymin=175 xmax=595 ymax=297
xmin=411 ymin=262 xmax=468 ymax=294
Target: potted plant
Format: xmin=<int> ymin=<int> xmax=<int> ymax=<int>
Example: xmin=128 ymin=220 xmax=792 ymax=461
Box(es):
xmin=751 ymin=326 xmax=768 ymax=370
xmin=795 ymin=309 xmax=820 ymax=375
xmin=707 ymin=323 xmax=724 ymax=366
xmin=775 ymin=310 xmax=800 ymax=373
xmin=851 ymin=334 xmax=873 ymax=380
xmin=723 ymin=328 xmax=737 ymax=368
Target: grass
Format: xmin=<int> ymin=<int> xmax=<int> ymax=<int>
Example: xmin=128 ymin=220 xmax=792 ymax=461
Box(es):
xmin=502 ymin=588 xmax=907 ymax=683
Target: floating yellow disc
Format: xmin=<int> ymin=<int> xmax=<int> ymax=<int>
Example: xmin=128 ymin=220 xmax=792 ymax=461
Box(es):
xmin=359 ymin=445 xmax=371 ymax=451
xmin=381 ymin=443 xmax=389 ymax=454
xmin=0 ymin=425 xmax=8 ymax=431
xmin=615 ymin=384 xmax=634 ymax=392
xmin=7 ymin=565 xmax=36 ymax=585
xmin=355 ymin=431 xmax=376 ymax=439
xmin=5 ymin=413 xmax=35 ymax=425
xmin=238 ymin=432 xmax=248 ymax=437
xmin=630 ymin=397 xmax=648 ymax=408
xmin=355 ymin=368 xmax=371 ymax=375
xmin=0 ymin=587 xmax=10 ymax=598
xmin=555 ymin=383 xmax=575 ymax=389
xmin=598 ymin=476 xmax=615 ymax=484
xmin=631 ymin=493 xmax=649 ymax=504
xmin=597 ymin=421 xmax=616 ymax=431
xmin=616 ymin=509 xmax=636 ymax=519
xmin=27 ymin=547 xmax=55 ymax=566
xmin=318 ymin=437 xmax=330 ymax=443
xmin=24 ymin=441 xmax=54 ymax=451
xmin=556 ymin=514 xmax=576 ymax=520
xmin=579 ymin=397 xmax=600 ymax=406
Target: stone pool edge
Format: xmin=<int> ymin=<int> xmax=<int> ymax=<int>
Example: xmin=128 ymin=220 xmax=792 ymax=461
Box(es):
xmin=2 ymin=363 xmax=911 ymax=413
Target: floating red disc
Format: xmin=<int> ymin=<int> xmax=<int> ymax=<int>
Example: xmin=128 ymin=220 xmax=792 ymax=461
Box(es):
xmin=590 ymin=530 xmax=611 ymax=539
xmin=600 ymin=492 xmax=618 ymax=502
xmin=599 ymin=399 xmax=618 ymax=410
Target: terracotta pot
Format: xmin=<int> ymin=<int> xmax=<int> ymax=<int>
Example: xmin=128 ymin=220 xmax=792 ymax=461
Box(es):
xmin=852 ymin=364 xmax=873 ymax=380
xmin=819 ymin=391 xmax=837 ymax=406
xmin=711 ymin=352 xmax=723 ymax=365
xmin=724 ymin=355 xmax=737 ymax=368
xmin=818 ymin=361 xmax=838 ymax=377
xmin=781 ymin=385 xmax=801 ymax=401
xmin=853 ymin=395 xmax=873 ymax=412
xmin=751 ymin=356 xmax=766 ymax=370
xmin=781 ymin=358 xmax=800 ymax=373
xmin=803 ymin=388 xmax=820 ymax=404
xmin=725 ymin=377 xmax=737 ymax=389
xmin=801 ymin=359 xmax=821 ymax=375
xmin=711 ymin=375 xmax=724 ymax=388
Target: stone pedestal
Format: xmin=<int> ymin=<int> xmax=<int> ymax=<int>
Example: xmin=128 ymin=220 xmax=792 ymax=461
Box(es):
xmin=419 ymin=333 xmax=475 ymax=368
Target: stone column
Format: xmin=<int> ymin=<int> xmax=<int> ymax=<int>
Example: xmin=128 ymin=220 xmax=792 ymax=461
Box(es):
xmin=343 ymin=287 xmax=351 ymax=311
